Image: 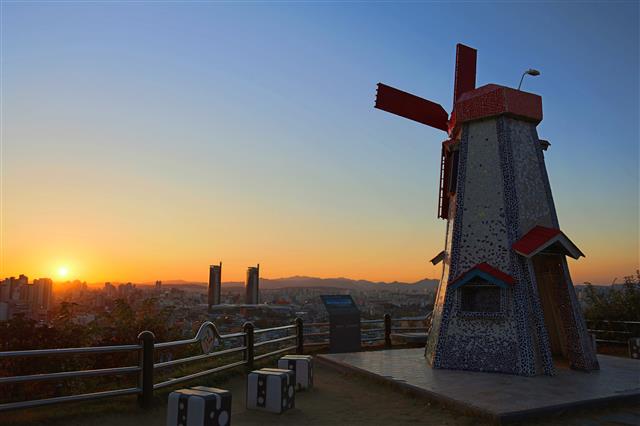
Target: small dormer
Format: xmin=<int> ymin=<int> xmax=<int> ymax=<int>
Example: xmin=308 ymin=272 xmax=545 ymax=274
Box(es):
xmin=449 ymin=263 xmax=515 ymax=316
xmin=512 ymin=225 xmax=584 ymax=259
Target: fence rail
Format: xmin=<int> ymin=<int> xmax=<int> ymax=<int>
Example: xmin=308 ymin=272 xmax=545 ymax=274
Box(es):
xmin=5 ymin=312 xmax=633 ymax=413
xmin=586 ymin=319 xmax=639 ymax=345
xmin=13 ymin=312 xmax=633 ymax=412
xmin=153 ymin=346 xmax=247 ymax=370
xmin=0 ymin=319 xmax=303 ymax=412
xmin=0 ymin=387 xmax=142 ymax=412
xmin=153 ymin=360 xmax=247 ymax=390
xmin=0 ymin=344 xmax=141 ymax=358
xmin=302 ymin=313 xmax=432 ymax=349
xmin=0 ymin=366 xmax=142 ymax=385
xmin=3 ymin=310 xmax=556 ymax=413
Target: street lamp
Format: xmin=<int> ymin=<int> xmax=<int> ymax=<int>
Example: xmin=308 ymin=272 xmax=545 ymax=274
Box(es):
xmin=517 ymin=68 xmax=541 ymax=90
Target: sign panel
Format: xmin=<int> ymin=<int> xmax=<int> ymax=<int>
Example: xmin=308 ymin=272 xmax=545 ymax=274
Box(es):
xmin=320 ymin=295 xmax=361 ymax=353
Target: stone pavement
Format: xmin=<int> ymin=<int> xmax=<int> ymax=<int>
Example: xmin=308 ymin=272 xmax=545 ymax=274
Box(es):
xmin=318 ymin=348 xmax=640 ymax=423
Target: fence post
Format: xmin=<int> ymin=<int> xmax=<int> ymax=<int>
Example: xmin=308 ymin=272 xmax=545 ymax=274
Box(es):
xmin=243 ymin=322 xmax=254 ymax=371
xmin=295 ymin=317 xmax=304 ymax=354
xmin=137 ymin=330 xmax=155 ymax=409
xmin=384 ymin=314 xmax=392 ymax=348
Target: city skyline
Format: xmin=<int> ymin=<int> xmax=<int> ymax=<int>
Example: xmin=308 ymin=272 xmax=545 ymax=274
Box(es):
xmin=2 ymin=3 xmax=638 ymax=285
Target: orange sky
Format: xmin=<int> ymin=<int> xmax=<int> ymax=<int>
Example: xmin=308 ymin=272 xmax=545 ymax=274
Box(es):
xmin=3 ymin=202 xmax=637 ymax=285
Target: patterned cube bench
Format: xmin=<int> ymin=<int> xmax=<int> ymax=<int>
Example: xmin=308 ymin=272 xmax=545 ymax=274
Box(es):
xmin=277 ymin=354 xmax=313 ymax=390
xmin=629 ymin=337 xmax=640 ymax=359
xmin=166 ymin=387 xmax=231 ymax=426
xmin=246 ymin=369 xmax=295 ymax=414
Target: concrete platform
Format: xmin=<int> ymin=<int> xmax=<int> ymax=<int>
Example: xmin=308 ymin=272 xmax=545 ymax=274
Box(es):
xmin=317 ymin=348 xmax=640 ymax=424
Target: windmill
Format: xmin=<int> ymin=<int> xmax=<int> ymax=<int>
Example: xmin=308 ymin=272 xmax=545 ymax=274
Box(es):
xmin=374 ymin=44 xmax=599 ymax=376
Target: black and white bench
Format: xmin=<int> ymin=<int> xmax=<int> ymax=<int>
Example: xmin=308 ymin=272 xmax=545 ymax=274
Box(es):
xmin=166 ymin=387 xmax=231 ymax=426
xmin=277 ymin=354 xmax=313 ymax=390
xmin=246 ymin=368 xmax=295 ymax=414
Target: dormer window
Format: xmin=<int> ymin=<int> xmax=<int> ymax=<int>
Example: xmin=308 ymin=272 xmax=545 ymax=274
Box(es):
xmin=512 ymin=225 xmax=584 ymax=259
xmin=449 ymin=262 xmax=515 ymax=317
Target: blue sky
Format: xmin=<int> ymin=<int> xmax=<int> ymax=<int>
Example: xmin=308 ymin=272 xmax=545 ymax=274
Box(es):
xmin=1 ymin=2 xmax=638 ymax=283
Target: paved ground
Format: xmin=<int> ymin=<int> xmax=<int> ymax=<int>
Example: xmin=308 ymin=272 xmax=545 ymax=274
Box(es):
xmin=319 ymin=349 xmax=640 ymax=423
xmin=3 ymin=357 xmax=639 ymax=426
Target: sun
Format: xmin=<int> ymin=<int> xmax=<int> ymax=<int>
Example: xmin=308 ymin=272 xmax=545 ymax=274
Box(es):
xmin=57 ymin=266 xmax=69 ymax=278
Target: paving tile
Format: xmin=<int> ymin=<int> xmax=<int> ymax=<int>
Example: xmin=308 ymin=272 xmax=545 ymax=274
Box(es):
xmin=318 ymin=349 xmax=640 ymax=421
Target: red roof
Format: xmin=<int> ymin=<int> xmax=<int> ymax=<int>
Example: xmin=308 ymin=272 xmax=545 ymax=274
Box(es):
xmin=474 ymin=262 xmax=516 ymax=285
xmin=512 ymin=225 xmax=584 ymax=259
xmin=449 ymin=262 xmax=515 ymax=289
xmin=454 ymin=84 xmax=542 ymax=125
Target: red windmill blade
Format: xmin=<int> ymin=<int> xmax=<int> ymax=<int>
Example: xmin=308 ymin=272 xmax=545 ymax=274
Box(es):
xmin=374 ymin=43 xmax=477 ymax=135
xmin=374 ymin=43 xmax=477 ymax=221
xmin=375 ymin=83 xmax=449 ymax=131
xmin=452 ymin=43 xmax=477 ymax=106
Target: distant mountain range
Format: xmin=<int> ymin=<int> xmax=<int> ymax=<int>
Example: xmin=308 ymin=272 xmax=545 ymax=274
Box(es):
xmin=85 ymin=277 xmax=617 ymax=291
xmin=149 ymin=276 xmax=440 ymax=292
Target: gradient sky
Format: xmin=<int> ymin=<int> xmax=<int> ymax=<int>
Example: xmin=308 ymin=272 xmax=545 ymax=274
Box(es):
xmin=1 ymin=2 xmax=638 ymax=284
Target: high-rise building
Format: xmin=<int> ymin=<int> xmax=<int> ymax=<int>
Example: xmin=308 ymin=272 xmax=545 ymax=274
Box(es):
xmin=0 ymin=279 xmax=10 ymax=302
xmin=9 ymin=276 xmax=26 ymax=301
xmin=208 ymin=263 xmax=222 ymax=309
xmin=155 ymin=280 xmax=162 ymax=292
xmin=0 ymin=276 xmax=52 ymax=321
xmin=33 ymin=278 xmax=53 ymax=311
xmin=104 ymin=282 xmax=117 ymax=298
xmin=245 ymin=264 xmax=259 ymax=305
xmin=118 ymin=282 xmax=135 ymax=299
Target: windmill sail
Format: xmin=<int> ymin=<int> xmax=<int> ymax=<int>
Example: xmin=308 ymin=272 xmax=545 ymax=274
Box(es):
xmin=375 ymin=83 xmax=449 ymax=131
xmin=453 ymin=43 xmax=477 ymax=104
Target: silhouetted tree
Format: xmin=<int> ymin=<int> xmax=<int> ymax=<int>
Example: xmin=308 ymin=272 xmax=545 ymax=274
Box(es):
xmin=583 ymin=270 xmax=640 ymax=322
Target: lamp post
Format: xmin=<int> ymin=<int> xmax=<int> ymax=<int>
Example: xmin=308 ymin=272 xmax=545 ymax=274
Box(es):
xmin=517 ymin=68 xmax=540 ymax=90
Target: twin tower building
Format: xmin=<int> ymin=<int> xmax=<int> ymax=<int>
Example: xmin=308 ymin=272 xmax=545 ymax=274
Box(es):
xmin=208 ymin=263 xmax=260 ymax=308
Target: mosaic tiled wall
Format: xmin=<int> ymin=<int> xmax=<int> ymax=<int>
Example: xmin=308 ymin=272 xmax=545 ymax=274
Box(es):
xmin=425 ymin=115 xmax=599 ymax=376
xmin=434 ymin=119 xmax=523 ymax=374
xmin=509 ymin=120 xmax=555 ymax=234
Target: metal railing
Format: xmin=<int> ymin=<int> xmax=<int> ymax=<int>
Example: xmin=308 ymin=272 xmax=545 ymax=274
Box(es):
xmin=1 ymin=313 xmax=433 ymax=412
xmin=5 ymin=311 xmax=635 ymax=414
xmin=0 ymin=342 xmax=142 ymax=412
xmin=0 ymin=318 xmax=304 ymax=412
xmin=586 ymin=319 xmax=640 ymax=345
xmin=302 ymin=313 xmax=432 ymax=349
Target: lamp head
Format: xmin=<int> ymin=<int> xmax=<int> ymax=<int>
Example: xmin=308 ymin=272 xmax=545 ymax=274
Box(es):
xmin=526 ymin=69 xmax=541 ymax=76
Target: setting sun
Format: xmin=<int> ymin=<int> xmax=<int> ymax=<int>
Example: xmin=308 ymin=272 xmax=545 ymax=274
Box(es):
xmin=57 ymin=266 xmax=69 ymax=279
